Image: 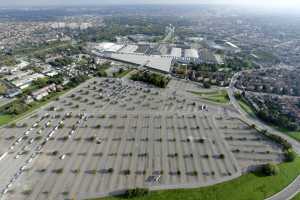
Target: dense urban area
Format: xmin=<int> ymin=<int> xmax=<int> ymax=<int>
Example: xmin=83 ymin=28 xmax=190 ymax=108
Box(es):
xmin=0 ymin=4 xmax=299 ymax=200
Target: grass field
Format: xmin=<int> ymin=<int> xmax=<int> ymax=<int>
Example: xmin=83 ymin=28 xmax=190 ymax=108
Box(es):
xmin=0 ymin=83 xmax=7 ymax=95
xmin=292 ymin=192 xmax=300 ymax=200
xmin=237 ymin=98 xmax=256 ymax=118
xmin=93 ymin=157 xmax=300 ymax=200
xmin=114 ymin=69 xmax=134 ymax=78
xmin=189 ymin=90 xmax=229 ymax=104
xmin=0 ymin=114 xmax=14 ymax=126
xmin=275 ymin=127 xmax=300 ymax=143
xmin=286 ymin=131 xmax=300 ymax=142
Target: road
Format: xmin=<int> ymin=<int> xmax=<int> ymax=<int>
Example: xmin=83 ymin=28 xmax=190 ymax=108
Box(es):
xmin=265 ymin=175 xmax=300 ymax=200
xmin=228 ymin=72 xmax=300 ymax=154
xmin=228 ymin=71 xmax=300 ymax=200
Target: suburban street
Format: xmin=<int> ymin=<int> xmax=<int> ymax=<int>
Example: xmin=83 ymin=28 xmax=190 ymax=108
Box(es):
xmin=228 ymin=72 xmax=300 ymax=200
xmin=228 ymin=72 xmax=300 ymax=154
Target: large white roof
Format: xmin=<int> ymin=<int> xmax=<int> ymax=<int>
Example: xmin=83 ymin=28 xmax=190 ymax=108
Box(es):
xmin=184 ymin=49 xmax=199 ymax=58
xmin=119 ymin=45 xmax=138 ymax=53
xmin=171 ymin=48 xmax=182 ymax=58
xmin=109 ymin=53 xmax=173 ymax=73
xmin=95 ymin=42 xmax=124 ymax=53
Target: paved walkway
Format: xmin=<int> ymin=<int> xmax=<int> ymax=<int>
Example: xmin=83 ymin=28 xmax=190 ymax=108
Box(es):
xmin=266 ymin=175 xmax=300 ymax=200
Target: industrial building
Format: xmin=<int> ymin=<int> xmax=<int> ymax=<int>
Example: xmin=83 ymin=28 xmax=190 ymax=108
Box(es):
xmin=108 ymin=53 xmax=173 ymax=73
xmin=92 ymin=42 xmax=220 ymax=73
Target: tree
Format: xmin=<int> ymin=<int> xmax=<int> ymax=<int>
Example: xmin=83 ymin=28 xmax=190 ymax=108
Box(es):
xmin=48 ymin=74 xmax=64 ymax=85
xmin=234 ymin=92 xmax=242 ymax=100
xmin=203 ymin=82 xmax=211 ymax=89
xmin=286 ymin=122 xmax=298 ymax=132
xmin=297 ymin=100 xmax=300 ymax=109
xmin=97 ymin=70 xmax=107 ymax=77
xmin=219 ymin=154 xmax=225 ymax=159
xmin=285 ymin=150 xmax=296 ymax=162
xmin=124 ymin=188 xmax=149 ymax=198
xmin=107 ymin=168 xmax=114 ymax=173
xmin=67 ymin=75 xmax=89 ymax=88
xmin=250 ymin=124 xmax=256 ymax=129
xmin=131 ymin=71 xmax=170 ymax=88
xmin=261 ymin=163 xmax=279 ymax=176
xmin=6 ymin=101 xmax=29 ymax=115
xmin=32 ymin=78 xmax=48 ymax=88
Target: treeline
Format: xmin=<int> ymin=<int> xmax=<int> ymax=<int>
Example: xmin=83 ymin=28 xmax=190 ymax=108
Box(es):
xmin=188 ymin=58 xmax=254 ymax=73
xmin=257 ymin=98 xmax=298 ymax=131
xmin=225 ymin=57 xmax=254 ymax=71
xmin=237 ymin=93 xmax=299 ymax=132
xmin=49 ymin=57 xmax=73 ymax=67
xmin=1 ymin=99 xmax=30 ymax=115
xmin=0 ymin=74 xmax=88 ymax=117
xmin=131 ymin=71 xmax=170 ymax=88
xmin=94 ymin=63 xmax=110 ymax=77
xmin=106 ymin=16 xmax=195 ymax=29
xmin=257 ymin=108 xmax=298 ymax=131
xmin=259 ymin=129 xmax=296 ymax=162
xmin=67 ymin=75 xmax=89 ymax=88
xmin=23 ymin=74 xmax=64 ymax=95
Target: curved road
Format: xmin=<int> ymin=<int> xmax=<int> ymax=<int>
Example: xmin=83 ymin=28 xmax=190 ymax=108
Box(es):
xmin=265 ymin=175 xmax=300 ymax=200
xmin=228 ymin=72 xmax=300 ymax=154
xmin=228 ymin=72 xmax=300 ymax=200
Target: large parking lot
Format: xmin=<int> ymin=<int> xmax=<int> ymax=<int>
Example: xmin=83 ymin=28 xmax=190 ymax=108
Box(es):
xmin=0 ymin=78 xmax=284 ymax=200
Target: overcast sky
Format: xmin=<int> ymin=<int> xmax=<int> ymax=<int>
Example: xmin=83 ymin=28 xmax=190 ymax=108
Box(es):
xmin=1 ymin=0 xmax=300 ymax=8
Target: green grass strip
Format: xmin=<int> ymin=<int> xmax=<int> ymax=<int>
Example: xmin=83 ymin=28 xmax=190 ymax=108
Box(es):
xmin=94 ymin=158 xmax=300 ymax=200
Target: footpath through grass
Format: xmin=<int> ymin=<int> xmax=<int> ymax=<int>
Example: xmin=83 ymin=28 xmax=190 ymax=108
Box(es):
xmin=189 ymin=90 xmax=229 ymax=104
xmin=94 ymin=157 xmax=300 ymax=200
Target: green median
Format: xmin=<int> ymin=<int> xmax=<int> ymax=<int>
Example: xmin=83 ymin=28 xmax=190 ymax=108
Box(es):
xmin=189 ymin=90 xmax=230 ymax=104
xmin=114 ymin=68 xmax=134 ymax=78
xmin=237 ymin=98 xmax=256 ymax=118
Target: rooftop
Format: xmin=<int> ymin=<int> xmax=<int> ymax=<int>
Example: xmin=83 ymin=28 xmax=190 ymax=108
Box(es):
xmin=109 ymin=53 xmax=173 ymax=73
